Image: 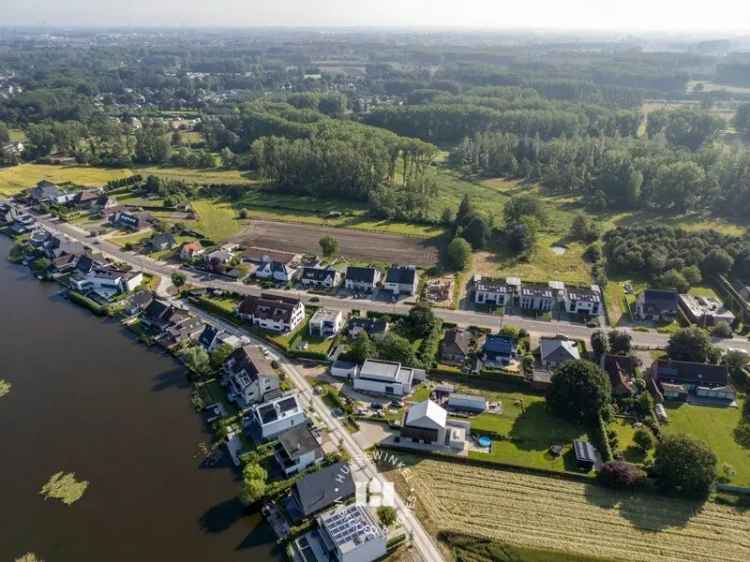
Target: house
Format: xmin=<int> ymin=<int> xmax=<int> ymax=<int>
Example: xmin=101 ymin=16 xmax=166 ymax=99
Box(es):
xmin=344 ymin=266 xmax=381 ymax=293
xmin=70 ymin=266 xmax=143 ymax=297
xmin=482 ymin=335 xmax=517 ymax=368
xmin=125 ymin=290 xmax=154 ymax=316
xmin=74 ymin=254 xmax=95 ymax=275
xmin=347 ymin=317 xmax=389 ymax=339
xmin=301 ymin=266 xmax=342 ymax=289
xmin=473 ymin=275 xmax=515 ymax=306
xmin=309 ymin=308 xmax=344 ymax=338
xmin=51 ymin=252 xmax=79 ymax=274
xmin=180 ymin=241 xmax=204 ymax=261
xmin=242 ymin=246 xmax=298 ymax=267
xmin=247 ymin=392 xmax=307 ymax=441
xmin=274 ymin=425 xmax=324 ymax=476
xmin=540 ymin=337 xmax=580 ymax=369
xmin=384 ymin=265 xmax=418 ymax=296
xmin=238 ymin=294 xmax=305 ymax=333
xmin=601 ymin=354 xmax=637 ymax=397
xmin=440 ymin=328 xmax=474 ymax=366
xmin=73 ymin=189 xmax=102 ymax=209
xmin=223 ymin=345 xmax=280 ymax=408
xmin=140 ymin=299 xmax=189 ymax=332
xmin=635 ymin=289 xmax=678 ymax=322
xmin=96 ymin=193 xmax=118 ymax=209
xmin=198 ymin=325 xmax=240 ymax=352
xmin=206 ymin=247 xmax=234 ymax=273
xmin=147 ymin=232 xmax=176 ymax=253
xmin=255 ymin=260 xmax=297 ymax=283
xmin=565 ymin=285 xmax=602 ymax=316
xmin=353 ymin=359 xmax=421 ymax=397
xmin=650 ymin=360 xmax=735 ymax=402
xmin=330 ymin=360 xmax=359 ymax=379
xmin=447 ymin=393 xmax=487 ymax=413
xmin=519 ymin=283 xmax=555 ymax=312
xmin=158 ymin=315 xmax=204 ymax=349
xmin=573 ymin=440 xmax=599 ymax=471
xmin=306 ymin=504 xmax=387 ymax=562
xmin=286 ymin=462 xmax=355 ymax=521
xmin=401 ymin=399 xmax=468 ymax=451
xmin=29 ymin=181 xmax=73 ymax=205
xmin=678 ymin=293 xmax=735 ymax=326
xmin=108 ymin=210 xmax=148 ymax=231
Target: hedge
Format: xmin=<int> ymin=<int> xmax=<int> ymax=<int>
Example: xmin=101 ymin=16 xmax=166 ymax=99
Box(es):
xmin=592 ymin=414 xmax=614 ymax=463
xmin=68 ymin=290 xmax=106 ymax=316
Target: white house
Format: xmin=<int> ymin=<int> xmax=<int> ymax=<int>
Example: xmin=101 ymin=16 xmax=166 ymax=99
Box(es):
xmin=248 ymin=392 xmax=307 ymax=441
xmin=222 ymin=345 xmax=280 ymax=408
xmin=564 ymin=285 xmax=602 ymax=316
xmin=353 ymin=359 xmax=422 ymax=397
xmin=300 ymin=267 xmax=342 ymax=289
xmin=238 ymin=294 xmax=305 ymax=333
xmin=309 ymin=308 xmax=344 ymax=338
xmin=315 ymin=504 xmax=387 ymax=562
xmin=473 ymin=275 xmax=515 ymax=306
xmin=255 ymin=261 xmax=297 ymax=283
xmin=384 ymin=265 xmax=418 ymax=296
xmin=71 ymin=266 xmax=143 ymax=296
xmin=275 ymin=425 xmax=324 ymax=476
xmin=344 ymin=266 xmax=382 ymax=293
xmin=401 ymin=399 xmax=469 ymax=452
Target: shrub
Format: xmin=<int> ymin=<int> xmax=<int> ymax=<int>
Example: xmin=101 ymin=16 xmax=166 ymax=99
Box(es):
xmin=597 ymin=461 xmax=647 ymax=489
xmin=377 ymin=506 xmax=397 ymax=527
xmin=711 ymin=321 xmax=733 ymax=339
xmin=633 ymin=428 xmax=654 ymax=452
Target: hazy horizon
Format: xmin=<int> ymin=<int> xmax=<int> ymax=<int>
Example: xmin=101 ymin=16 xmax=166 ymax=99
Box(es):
xmin=3 ymin=1 xmax=750 ymax=33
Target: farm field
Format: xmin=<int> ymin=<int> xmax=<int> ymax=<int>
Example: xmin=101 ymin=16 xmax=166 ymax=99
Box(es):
xmin=190 ymin=199 xmax=246 ymax=242
xmin=663 ymin=400 xmax=750 ymax=486
xmin=135 ymin=166 xmax=258 ymax=185
xmin=0 ymin=164 xmax=132 ymax=196
xmin=468 ymin=387 xmax=590 ymax=474
xmin=236 ymin=219 xmax=442 ymax=267
xmin=397 ymin=457 xmax=750 ymax=562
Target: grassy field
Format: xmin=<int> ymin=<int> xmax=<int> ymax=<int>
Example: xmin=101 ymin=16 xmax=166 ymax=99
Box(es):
xmin=468 ymin=386 xmax=589 ymax=474
xmin=190 ymin=199 xmax=246 ymax=241
xmin=395 ymin=457 xmax=750 ymax=562
xmin=107 ymin=230 xmax=154 ymax=247
xmin=135 ymin=166 xmax=258 ymax=185
xmin=608 ymin=417 xmax=653 ymax=464
xmin=663 ymin=400 xmax=750 ymax=486
xmin=0 ymin=164 xmax=133 ymax=195
xmin=8 ymin=129 xmax=26 ymax=142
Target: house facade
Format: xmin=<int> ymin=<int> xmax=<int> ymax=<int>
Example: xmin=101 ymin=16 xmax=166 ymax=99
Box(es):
xmin=564 ymin=285 xmax=602 ymax=316
xmin=635 ymin=289 xmax=678 ymax=322
xmin=519 ymin=283 xmax=555 ymax=312
xmin=275 ymin=425 xmax=324 ymax=476
xmin=482 ymin=335 xmax=517 ymax=368
xmin=473 ymin=275 xmax=514 ymax=306
xmin=344 ymin=266 xmax=381 ymax=293
xmin=247 ymin=392 xmax=307 ymax=441
xmin=255 ymin=260 xmax=297 ymax=283
xmin=301 ymin=267 xmax=342 ymax=289
xmin=384 ymin=265 xmax=418 ymax=296
xmin=238 ymin=294 xmax=305 ymax=333
xmin=222 ymin=345 xmax=280 ymax=408
xmin=353 ymin=359 xmax=419 ymax=396
xmin=309 ymin=308 xmax=344 ymax=338
xmin=347 ymin=317 xmax=389 ymax=339
xmin=651 ymin=359 xmax=736 ymax=403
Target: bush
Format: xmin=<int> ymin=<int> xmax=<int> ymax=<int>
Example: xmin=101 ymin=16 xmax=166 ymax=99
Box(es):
xmin=711 ymin=321 xmax=733 ymax=338
xmin=597 ymin=461 xmax=647 ymax=489
xmin=633 ymin=428 xmax=654 ymax=452
xmin=377 ymin=506 xmax=397 ymax=527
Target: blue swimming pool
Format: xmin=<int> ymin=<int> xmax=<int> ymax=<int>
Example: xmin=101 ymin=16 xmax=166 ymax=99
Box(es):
xmin=478 ymin=436 xmax=492 ymax=448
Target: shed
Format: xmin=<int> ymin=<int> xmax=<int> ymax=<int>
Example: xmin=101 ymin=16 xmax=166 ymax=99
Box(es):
xmin=447 ymin=393 xmax=488 ymax=413
xmin=573 ymin=440 xmax=598 ymax=471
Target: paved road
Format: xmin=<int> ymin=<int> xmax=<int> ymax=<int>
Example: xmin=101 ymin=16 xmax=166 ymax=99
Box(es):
xmin=186 ymin=302 xmax=446 ymax=562
xmin=38 ymin=216 xmax=750 ymax=353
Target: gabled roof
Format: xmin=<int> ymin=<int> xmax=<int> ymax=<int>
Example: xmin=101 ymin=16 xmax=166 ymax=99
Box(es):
xmin=653 ymin=359 xmax=729 ymax=387
xmin=238 ymin=294 xmax=302 ymax=323
xmin=385 ymin=265 xmax=417 ymax=285
xmin=642 ymin=289 xmax=678 ymax=311
xmin=347 ymin=317 xmax=388 ymax=335
xmin=150 ymin=232 xmax=176 ymax=247
xmin=483 ymin=334 xmax=516 ymax=355
xmin=345 ymin=266 xmax=379 ymax=284
xmin=292 ymin=462 xmax=355 ymax=517
xmin=198 ymin=325 xmax=220 ymax=348
xmin=225 ymin=344 xmax=276 ymax=381
xmin=405 ymin=399 xmax=447 ymax=430
xmin=540 ymin=337 xmax=580 ymax=363
xmin=301 ymin=267 xmax=337 ymax=282
xmin=573 ymin=440 xmax=598 ymax=463
xmin=278 ymin=425 xmax=322 ymax=460
xmin=441 ymin=328 xmax=472 ymax=356
xmin=143 ymin=299 xmax=171 ymax=323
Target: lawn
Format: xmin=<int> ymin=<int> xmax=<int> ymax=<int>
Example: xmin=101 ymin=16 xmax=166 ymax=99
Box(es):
xmin=190 ymin=199 xmax=246 ymax=242
xmin=135 ymin=166 xmax=259 ymax=185
xmin=468 ymin=387 xmax=589 ymax=474
xmin=663 ymin=400 xmax=750 ymax=486
xmin=608 ymin=417 xmax=652 ymax=464
xmin=9 ymin=129 xmax=26 ymax=142
xmin=411 ymin=383 xmax=431 ymax=402
xmin=0 ymin=164 xmax=133 ymax=196
xmin=107 ymin=230 xmax=154 ymax=248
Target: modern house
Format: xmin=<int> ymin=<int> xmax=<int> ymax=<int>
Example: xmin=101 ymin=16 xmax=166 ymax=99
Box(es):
xmin=286 ymin=461 xmax=355 ymax=521
xmin=329 ymin=360 xmax=359 ymax=379
xmin=238 ymin=294 xmax=305 ymax=333
xmin=179 ymin=240 xmax=204 ymax=261
xmin=564 ymin=285 xmax=602 ymax=316
xmin=299 ymin=504 xmax=387 ymax=562
xmin=446 ymin=393 xmax=487 ymax=413
xmin=519 ymin=283 xmax=555 ymax=312
xmin=247 ymin=392 xmax=307 ymax=441
xmin=440 ymin=328 xmax=474 ymax=366
xmin=198 ymin=325 xmax=240 ymax=352
xmin=481 ymin=335 xmax=517 ymax=368
xmin=222 ymin=345 xmax=280 ymax=408
xmin=347 ymin=317 xmax=389 ymax=339
xmin=205 ymin=247 xmax=235 ymax=273
xmin=309 ymin=308 xmax=344 ymax=338
xmin=384 ymin=265 xmax=418 ymax=296
xmin=344 ymin=266 xmax=381 ymax=293
xmin=678 ymin=293 xmax=735 ymax=326
xmin=401 ymin=399 xmax=468 ymax=451
xmin=29 ymin=181 xmax=74 ymax=205
xmin=650 ymin=360 xmax=735 ymax=403
xmin=300 ymin=267 xmax=342 ymax=289
xmin=635 ymin=289 xmax=678 ymax=322
xmin=274 ymin=425 xmax=324 ymax=476
xmin=70 ymin=266 xmax=143 ymax=297
xmin=157 ymin=315 xmax=205 ymax=349
xmin=601 ymin=354 xmax=637 ymax=397
xmin=539 ymin=337 xmax=581 ymax=369
xmin=353 ymin=359 xmax=421 ymax=396
xmin=255 ymin=260 xmax=297 ymax=283
xmin=147 ymin=232 xmax=176 ymax=252
xmin=108 ymin=210 xmax=148 ymax=231
xmin=473 ymin=275 xmax=514 ymax=306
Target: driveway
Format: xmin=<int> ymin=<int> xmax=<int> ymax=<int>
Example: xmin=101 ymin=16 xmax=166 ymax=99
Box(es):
xmin=353 ymin=420 xmax=396 ymax=450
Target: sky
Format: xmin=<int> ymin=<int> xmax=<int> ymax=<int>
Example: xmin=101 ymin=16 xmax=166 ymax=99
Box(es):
xmin=2 ymin=0 xmax=750 ymax=32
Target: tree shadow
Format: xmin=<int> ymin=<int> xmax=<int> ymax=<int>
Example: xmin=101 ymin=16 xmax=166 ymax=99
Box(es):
xmin=199 ymin=496 xmax=246 ymax=534
xmin=507 ymin=401 xmax=587 ymax=453
xmin=151 ymin=366 xmax=191 ymax=392
xmin=623 ymin=446 xmax=648 ymax=464
xmin=583 ymin=484 xmax=705 ymax=532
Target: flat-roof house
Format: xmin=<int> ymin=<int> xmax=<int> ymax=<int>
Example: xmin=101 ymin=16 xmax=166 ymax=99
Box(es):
xmin=540 ymin=337 xmax=580 ymax=370
xmin=601 ymin=354 xmax=637 ymax=397
xmin=473 ymin=275 xmax=514 ymax=306
xmin=344 ymin=266 xmax=381 ymax=293
xmin=519 ymin=283 xmax=555 ymax=312
xmin=650 ymin=359 xmax=735 ymax=403
xmin=274 ymin=425 xmax=324 ymax=476
xmin=309 ymin=308 xmax=344 ymax=338
xmin=482 ymin=335 xmax=517 ymax=368
xmin=247 ymin=392 xmax=307 ymax=441
xmin=447 ymin=393 xmax=487 ymax=413
xmin=565 ymin=285 xmax=602 ymax=316
xmin=286 ymin=461 xmax=355 ymax=521
xmin=347 ymin=317 xmax=389 ymax=339
xmin=678 ymin=293 xmax=735 ymax=326
xmin=315 ymin=504 xmax=387 ymax=562
xmin=353 ymin=359 xmax=420 ymax=397
xmin=301 ymin=266 xmax=342 ymax=289
xmin=70 ymin=266 xmax=143 ymax=298
xmin=330 ymin=360 xmax=359 ymax=379
xmin=440 ymin=327 xmax=474 ymax=366
xmin=635 ymin=289 xmax=678 ymax=322
xmin=238 ymin=294 xmax=305 ymax=333
xmin=384 ymin=265 xmax=418 ymax=296
xmin=223 ymin=345 xmax=280 ymax=408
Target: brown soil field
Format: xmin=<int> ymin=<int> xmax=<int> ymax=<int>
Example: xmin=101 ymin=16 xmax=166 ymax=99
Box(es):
xmin=397 ymin=458 xmax=750 ymax=562
xmin=237 ymin=220 xmax=442 ymax=267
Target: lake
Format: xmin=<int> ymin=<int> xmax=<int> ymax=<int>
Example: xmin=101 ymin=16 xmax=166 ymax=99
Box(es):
xmin=0 ymin=236 xmax=281 ymax=562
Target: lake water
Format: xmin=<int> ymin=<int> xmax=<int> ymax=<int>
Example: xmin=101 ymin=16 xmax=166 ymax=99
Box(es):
xmin=0 ymin=236 xmax=281 ymax=562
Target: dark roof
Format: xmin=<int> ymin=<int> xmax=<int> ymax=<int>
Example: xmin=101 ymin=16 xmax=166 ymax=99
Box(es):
xmin=642 ymin=289 xmax=678 ymax=311
xmin=653 ymin=359 xmax=729 ymax=388
xmin=573 ymin=440 xmax=598 ymax=464
xmin=198 ymin=325 xmax=220 ymax=348
xmin=129 ymin=290 xmax=154 ymax=309
xmin=483 ymin=335 xmax=516 ymax=355
xmin=385 ymin=265 xmax=417 ymax=285
xmin=238 ymin=295 xmax=302 ymax=324
xmin=278 ymin=425 xmax=322 ymax=460
xmin=345 ymin=266 xmax=378 ymax=284
xmin=75 ymin=255 xmax=95 ymax=274
xmin=291 ymin=462 xmax=355 ymax=517
xmin=225 ymin=345 xmax=276 ymax=381
xmin=540 ymin=337 xmax=580 ymax=364
xmin=347 ymin=317 xmax=388 ymax=335
xmin=521 ymin=283 xmax=553 ymax=298
xmin=143 ymin=299 xmax=171 ymax=323
xmin=301 ymin=267 xmax=338 ymax=282
xmin=149 ymin=232 xmax=176 ymax=248
xmin=441 ymin=328 xmax=472 ymax=356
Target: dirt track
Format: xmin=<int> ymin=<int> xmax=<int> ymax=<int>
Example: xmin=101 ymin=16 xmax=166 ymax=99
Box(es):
xmin=237 ymin=220 xmax=442 ymax=267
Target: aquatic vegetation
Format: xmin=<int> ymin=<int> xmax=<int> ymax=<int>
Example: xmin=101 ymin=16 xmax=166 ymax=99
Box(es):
xmin=40 ymin=471 xmax=89 ymax=505
xmin=0 ymin=379 xmax=11 ymax=398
